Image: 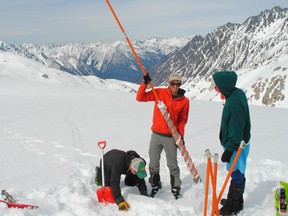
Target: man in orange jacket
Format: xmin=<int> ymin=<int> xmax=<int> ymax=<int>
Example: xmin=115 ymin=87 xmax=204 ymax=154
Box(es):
xmin=136 ymin=73 xmax=190 ymax=199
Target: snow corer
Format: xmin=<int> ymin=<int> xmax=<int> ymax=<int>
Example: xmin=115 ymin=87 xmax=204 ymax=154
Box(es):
xmin=0 ymin=189 xmax=38 ymax=209
xmin=105 ymin=0 xmax=201 ymax=184
xmin=96 ymin=141 xmax=115 ymax=204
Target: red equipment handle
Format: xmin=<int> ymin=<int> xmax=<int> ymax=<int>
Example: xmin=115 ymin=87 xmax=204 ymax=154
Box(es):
xmin=98 ymin=141 xmax=106 ymax=149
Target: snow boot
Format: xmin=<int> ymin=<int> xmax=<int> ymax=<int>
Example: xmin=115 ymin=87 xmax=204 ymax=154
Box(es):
xmin=171 ymin=186 xmax=181 ymax=200
xmin=150 ymin=182 xmax=162 ymax=197
xmin=220 ymin=180 xmax=245 ymax=215
xmin=221 ymin=178 xmax=245 ymax=210
xmin=170 ymin=174 xmax=181 ymax=199
xmin=149 ymin=173 xmax=162 ymax=197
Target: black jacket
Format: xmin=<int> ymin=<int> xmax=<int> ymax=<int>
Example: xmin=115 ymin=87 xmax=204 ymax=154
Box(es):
xmin=101 ymin=149 xmax=147 ymax=204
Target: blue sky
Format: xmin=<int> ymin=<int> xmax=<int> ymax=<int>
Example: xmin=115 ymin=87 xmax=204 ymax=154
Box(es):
xmin=0 ymin=0 xmax=287 ymax=45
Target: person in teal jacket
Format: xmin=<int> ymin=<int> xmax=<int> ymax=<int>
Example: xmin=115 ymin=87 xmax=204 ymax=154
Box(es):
xmin=209 ymin=71 xmax=251 ymax=216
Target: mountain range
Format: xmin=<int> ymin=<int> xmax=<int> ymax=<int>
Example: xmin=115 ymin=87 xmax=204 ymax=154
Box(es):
xmin=152 ymin=6 xmax=288 ymax=107
xmin=0 ymin=6 xmax=287 ymax=107
xmin=151 ymin=6 xmax=288 ymax=85
xmin=0 ymin=37 xmax=191 ymax=83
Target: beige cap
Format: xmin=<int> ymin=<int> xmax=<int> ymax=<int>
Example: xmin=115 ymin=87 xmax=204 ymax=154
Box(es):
xmin=168 ymin=73 xmax=182 ymax=82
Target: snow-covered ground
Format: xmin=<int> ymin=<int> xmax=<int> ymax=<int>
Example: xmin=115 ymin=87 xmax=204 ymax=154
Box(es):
xmin=0 ymin=51 xmax=287 ymax=215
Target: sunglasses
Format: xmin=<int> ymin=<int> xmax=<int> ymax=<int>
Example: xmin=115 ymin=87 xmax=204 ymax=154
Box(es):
xmin=170 ymin=82 xmax=181 ymax=87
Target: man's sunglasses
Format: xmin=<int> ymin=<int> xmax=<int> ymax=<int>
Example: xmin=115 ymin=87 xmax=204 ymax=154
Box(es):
xmin=170 ymin=82 xmax=181 ymax=87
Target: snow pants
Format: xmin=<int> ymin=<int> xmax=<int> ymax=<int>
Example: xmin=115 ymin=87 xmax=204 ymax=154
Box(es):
xmin=148 ymin=132 xmax=181 ymax=187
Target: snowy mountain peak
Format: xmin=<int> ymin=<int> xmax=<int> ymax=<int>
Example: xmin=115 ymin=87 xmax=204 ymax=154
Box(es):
xmin=149 ymin=6 xmax=288 ymax=107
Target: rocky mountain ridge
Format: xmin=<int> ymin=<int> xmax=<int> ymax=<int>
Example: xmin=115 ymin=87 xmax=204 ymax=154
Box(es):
xmin=150 ymin=6 xmax=288 ymax=107
xmin=0 ymin=37 xmax=191 ymax=83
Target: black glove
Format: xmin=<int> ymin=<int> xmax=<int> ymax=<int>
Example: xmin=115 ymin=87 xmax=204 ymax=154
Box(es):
xmin=221 ymin=150 xmax=233 ymax=163
xmin=143 ymin=73 xmax=152 ymax=84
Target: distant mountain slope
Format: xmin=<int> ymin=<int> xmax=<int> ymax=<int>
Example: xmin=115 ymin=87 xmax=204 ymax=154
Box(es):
xmin=0 ymin=37 xmax=191 ymax=83
xmin=1 ymin=46 xmax=288 ymax=108
xmin=151 ymin=6 xmax=288 ymax=84
xmin=183 ymin=54 xmax=288 ymax=108
xmin=150 ymin=6 xmax=288 ymax=107
xmin=0 ymin=51 xmax=138 ymax=93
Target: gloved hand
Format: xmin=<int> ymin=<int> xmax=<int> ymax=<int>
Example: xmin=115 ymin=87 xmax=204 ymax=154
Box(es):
xmin=118 ymin=201 xmax=130 ymax=211
xmin=143 ymin=73 xmax=152 ymax=84
xmin=221 ymin=150 xmax=233 ymax=163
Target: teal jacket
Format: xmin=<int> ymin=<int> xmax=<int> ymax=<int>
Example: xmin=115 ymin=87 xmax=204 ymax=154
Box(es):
xmin=213 ymin=71 xmax=251 ymax=152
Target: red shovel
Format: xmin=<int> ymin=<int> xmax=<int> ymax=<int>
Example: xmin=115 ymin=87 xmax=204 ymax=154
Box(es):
xmin=96 ymin=141 xmax=115 ymax=204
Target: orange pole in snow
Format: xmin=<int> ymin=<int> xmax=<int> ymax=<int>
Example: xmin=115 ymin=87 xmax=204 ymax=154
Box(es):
xmin=211 ymin=154 xmax=219 ymax=216
xmin=204 ymin=150 xmax=220 ymax=216
xmin=217 ymin=141 xmax=246 ymax=204
xmin=203 ymin=149 xmax=211 ymax=216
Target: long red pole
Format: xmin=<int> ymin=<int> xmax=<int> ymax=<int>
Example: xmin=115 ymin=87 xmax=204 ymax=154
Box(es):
xmin=105 ymin=0 xmax=159 ymax=102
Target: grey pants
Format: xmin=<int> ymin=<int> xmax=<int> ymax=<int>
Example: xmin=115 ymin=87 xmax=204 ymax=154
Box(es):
xmin=149 ymin=132 xmax=181 ymax=187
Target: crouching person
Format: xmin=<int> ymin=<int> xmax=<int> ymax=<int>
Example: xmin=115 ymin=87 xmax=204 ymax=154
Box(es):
xmin=95 ymin=149 xmax=148 ymax=211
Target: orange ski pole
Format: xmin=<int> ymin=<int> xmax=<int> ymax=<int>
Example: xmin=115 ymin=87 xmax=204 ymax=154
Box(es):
xmin=105 ymin=0 xmax=201 ymax=183
xmin=204 ymin=149 xmax=219 ymax=216
xmin=207 ymin=153 xmax=218 ymax=216
xmin=217 ymin=141 xmax=246 ymax=204
xmin=204 ymin=149 xmax=211 ymax=216
xmin=211 ymin=154 xmax=219 ymax=216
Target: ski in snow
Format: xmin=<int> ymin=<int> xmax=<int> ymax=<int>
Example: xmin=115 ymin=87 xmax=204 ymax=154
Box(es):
xmin=0 ymin=189 xmax=38 ymax=209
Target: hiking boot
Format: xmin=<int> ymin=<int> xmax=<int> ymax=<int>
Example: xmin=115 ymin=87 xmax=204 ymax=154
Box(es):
xmin=220 ymin=180 xmax=245 ymax=215
xmin=221 ymin=198 xmax=243 ymax=211
xmin=171 ymin=186 xmax=181 ymax=200
xmin=150 ymin=182 xmax=162 ymax=198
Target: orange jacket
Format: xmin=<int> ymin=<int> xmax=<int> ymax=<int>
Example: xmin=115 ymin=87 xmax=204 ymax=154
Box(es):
xmin=136 ymin=83 xmax=189 ymax=137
